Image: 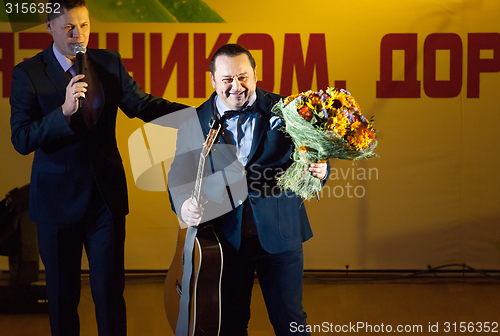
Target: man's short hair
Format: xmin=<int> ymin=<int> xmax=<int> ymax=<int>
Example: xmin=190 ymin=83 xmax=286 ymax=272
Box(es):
xmin=47 ymin=0 xmax=88 ymax=22
xmin=210 ymin=44 xmax=256 ymax=74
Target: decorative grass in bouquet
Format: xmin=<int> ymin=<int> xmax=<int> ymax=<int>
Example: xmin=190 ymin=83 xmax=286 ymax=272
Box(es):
xmin=271 ymin=87 xmax=378 ymax=199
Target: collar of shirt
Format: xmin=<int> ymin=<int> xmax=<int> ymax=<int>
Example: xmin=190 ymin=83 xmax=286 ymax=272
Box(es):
xmin=52 ymin=43 xmax=75 ymax=73
xmin=216 ymin=92 xmax=257 ymax=118
xmin=215 ymin=92 xmax=257 ymax=166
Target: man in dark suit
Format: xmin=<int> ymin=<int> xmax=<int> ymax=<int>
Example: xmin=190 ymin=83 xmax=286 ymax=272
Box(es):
xmin=168 ymin=44 xmax=328 ymax=336
xmin=9 ymin=1 xmax=187 ymax=335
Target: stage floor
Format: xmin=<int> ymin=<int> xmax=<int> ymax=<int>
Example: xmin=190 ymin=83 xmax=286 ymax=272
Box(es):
xmin=0 ymin=273 xmax=499 ymax=335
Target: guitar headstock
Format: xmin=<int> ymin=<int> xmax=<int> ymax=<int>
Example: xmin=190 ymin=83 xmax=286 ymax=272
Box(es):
xmin=200 ymin=116 xmax=222 ymax=158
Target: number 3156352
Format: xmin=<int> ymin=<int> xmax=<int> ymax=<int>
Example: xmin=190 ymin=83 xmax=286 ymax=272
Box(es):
xmin=444 ymin=322 xmax=498 ymax=333
xmin=5 ymin=2 xmax=61 ymax=14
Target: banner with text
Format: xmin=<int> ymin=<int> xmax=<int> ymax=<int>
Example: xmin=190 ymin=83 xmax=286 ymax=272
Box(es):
xmin=0 ymin=0 xmax=499 ymax=270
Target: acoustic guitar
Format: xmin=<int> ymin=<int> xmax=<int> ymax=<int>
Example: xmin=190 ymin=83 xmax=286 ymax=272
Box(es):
xmin=164 ymin=117 xmax=223 ymax=336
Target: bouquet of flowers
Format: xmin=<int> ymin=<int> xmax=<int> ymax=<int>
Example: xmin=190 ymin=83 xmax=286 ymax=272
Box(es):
xmin=271 ymin=87 xmax=378 ymax=199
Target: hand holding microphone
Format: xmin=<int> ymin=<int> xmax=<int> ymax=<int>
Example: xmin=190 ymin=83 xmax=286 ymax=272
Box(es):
xmin=74 ymin=43 xmax=86 ymax=101
xmin=62 ymin=43 xmax=87 ymax=119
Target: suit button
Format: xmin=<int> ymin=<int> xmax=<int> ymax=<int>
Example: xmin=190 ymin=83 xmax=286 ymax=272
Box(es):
xmin=242 ymin=170 xmax=247 ymax=175
xmin=238 ymin=200 xmax=243 ymax=205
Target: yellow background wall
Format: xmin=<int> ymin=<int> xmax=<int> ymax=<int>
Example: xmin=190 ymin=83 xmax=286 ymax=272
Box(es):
xmin=1 ymin=0 xmax=499 ymax=270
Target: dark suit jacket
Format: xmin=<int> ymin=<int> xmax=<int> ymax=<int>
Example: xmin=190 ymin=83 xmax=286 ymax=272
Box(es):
xmin=10 ymin=44 xmax=187 ymax=224
xmin=168 ymin=88 xmax=329 ymax=253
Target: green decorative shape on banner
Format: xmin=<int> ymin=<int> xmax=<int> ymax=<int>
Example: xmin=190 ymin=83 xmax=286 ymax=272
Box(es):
xmin=85 ymin=0 xmax=224 ymax=23
xmin=157 ymin=0 xmax=224 ymax=23
xmin=0 ymin=3 xmax=8 ymax=22
xmin=1 ymin=0 xmax=54 ymax=33
xmin=2 ymin=0 xmax=42 ymax=22
xmin=85 ymin=0 xmax=176 ymax=22
xmin=1 ymin=0 xmax=225 ymax=28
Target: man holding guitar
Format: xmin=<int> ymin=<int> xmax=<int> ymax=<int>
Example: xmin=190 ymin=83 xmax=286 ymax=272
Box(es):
xmin=168 ymin=44 xmax=328 ymax=336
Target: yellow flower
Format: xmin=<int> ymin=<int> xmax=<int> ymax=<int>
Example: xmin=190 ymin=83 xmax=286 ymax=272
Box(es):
xmin=326 ymin=117 xmax=337 ymax=131
xmin=306 ymin=96 xmax=323 ymax=111
xmin=350 ymin=120 xmax=363 ymax=132
xmin=326 ymin=112 xmax=349 ymax=137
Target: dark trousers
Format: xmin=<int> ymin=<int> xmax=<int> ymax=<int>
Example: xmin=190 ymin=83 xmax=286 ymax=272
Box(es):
xmin=37 ymin=185 xmax=126 ymax=336
xmin=219 ymin=235 xmax=310 ymax=336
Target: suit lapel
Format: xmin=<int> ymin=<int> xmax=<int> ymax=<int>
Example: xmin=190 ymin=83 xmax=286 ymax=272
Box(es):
xmin=85 ymin=49 xmax=106 ymax=125
xmin=42 ymin=44 xmax=67 ymax=102
xmin=247 ymin=88 xmax=273 ymax=164
xmin=198 ymin=96 xmax=213 ymax=137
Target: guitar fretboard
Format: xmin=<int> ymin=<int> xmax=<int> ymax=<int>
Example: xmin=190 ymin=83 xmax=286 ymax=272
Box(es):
xmin=190 ymin=122 xmax=222 ymax=207
xmin=192 ymin=155 xmax=206 ymax=206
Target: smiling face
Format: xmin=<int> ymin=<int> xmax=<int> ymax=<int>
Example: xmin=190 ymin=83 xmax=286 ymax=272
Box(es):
xmin=46 ymin=6 xmax=90 ymax=59
xmin=210 ymin=53 xmax=258 ymax=111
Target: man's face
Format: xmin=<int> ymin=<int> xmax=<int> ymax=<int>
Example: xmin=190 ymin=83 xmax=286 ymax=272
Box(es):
xmin=46 ymin=6 xmax=90 ymax=59
xmin=210 ymin=54 xmax=258 ymax=111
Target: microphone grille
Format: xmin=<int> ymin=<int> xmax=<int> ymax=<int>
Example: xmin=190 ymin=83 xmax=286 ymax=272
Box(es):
xmin=74 ymin=43 xmax=86 ymax=54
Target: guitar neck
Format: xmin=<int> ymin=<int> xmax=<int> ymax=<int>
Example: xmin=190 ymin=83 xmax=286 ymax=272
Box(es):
xmin=191 ymin=155 xmax=206 ymax=207
xmin=190 ymin=119 xmax=222 ymax=207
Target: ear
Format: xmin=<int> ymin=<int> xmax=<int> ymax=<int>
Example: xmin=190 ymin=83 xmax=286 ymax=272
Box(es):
xmin=254 ymin=66 xmax=258 ymax=83
xmin=46 ymin=20 xmax=52 ymax=34
xmin=210 ymin=72 xmax=216 ymax=89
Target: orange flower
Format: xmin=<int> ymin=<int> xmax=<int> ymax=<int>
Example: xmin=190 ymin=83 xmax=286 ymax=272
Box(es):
xmin=347 ymin=127 xmax=374 ymax=150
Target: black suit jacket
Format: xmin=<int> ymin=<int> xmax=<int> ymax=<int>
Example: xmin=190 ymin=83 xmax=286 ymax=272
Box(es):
xmin=10 ymin=44 xmax=187 ymax=223
xmin=168 ymin=88 xmax=329 ymax=253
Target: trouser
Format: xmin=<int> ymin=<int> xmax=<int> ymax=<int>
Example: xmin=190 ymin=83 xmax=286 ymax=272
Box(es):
xmin=37 ymin=185 xmax=126 ymax=336
xmin=219 ymin=234 xmax=310 ymax=336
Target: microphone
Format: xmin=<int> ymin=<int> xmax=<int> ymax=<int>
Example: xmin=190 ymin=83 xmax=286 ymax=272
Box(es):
xmin=74 ymin=43 xmax=86 ymax=100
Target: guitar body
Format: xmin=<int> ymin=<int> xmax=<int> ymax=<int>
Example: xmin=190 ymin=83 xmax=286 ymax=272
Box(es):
xmin=164 ymin=224 xmax=223 ymax=336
